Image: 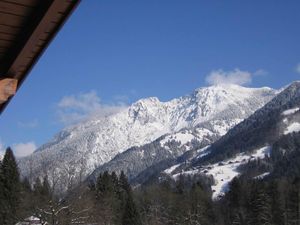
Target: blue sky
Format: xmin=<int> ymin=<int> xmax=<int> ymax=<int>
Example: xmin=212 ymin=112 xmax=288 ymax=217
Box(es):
xmin=1 ymin=0 xmax=300 ymax=156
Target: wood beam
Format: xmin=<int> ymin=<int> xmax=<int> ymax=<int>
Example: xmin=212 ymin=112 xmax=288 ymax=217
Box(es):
xmin=0 ymin=78 xmax=18 ymax=104
xmin=0 ymin=0 xmax=80 ymax=114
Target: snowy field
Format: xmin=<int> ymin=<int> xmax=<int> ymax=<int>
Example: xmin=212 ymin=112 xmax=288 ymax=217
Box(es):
xmin=172 ymin=146 xmax=271 ymax=199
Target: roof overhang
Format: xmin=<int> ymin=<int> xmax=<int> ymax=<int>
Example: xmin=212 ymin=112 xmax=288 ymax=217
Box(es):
xmin=0 ymin=0 xmax=80 ymax=114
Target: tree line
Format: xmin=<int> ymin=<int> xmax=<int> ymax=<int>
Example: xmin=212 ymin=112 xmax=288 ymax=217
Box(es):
xmin=2 ymin=143 xmax=300 ymax=225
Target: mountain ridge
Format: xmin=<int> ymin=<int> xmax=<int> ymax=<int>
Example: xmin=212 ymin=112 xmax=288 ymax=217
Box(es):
xmin=17 ymin=84 xmax=277 ymax=193
xmin=163 ymin=81 xmax=300 ymax=198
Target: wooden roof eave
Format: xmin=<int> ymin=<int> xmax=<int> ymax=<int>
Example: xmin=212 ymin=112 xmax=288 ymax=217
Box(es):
xmin=0 ymin=0 xmax=80 ymax=114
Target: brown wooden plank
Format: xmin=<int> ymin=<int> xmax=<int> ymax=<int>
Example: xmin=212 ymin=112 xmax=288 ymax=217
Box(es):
xmin=0 ymin=78 xmax=18 ymax=104
xmin=3 ymin=0 xmax=39 ymax=8
xmin=0 ymin=24 xmax=20 ymax=34
xmin=0 ymin=12 xmax=24 ymax=27
xmin=0 ymin=31 xmax=15 ymax=41
xmin=0 ymin=39 xmax=14 ymax=48
xmin=0 ymin=0 xmax=81 ymax=113
xmin=0 ymin=1 xmax=34 ymax=16
xmin=31 ymin=42 xmax=44 ymax=54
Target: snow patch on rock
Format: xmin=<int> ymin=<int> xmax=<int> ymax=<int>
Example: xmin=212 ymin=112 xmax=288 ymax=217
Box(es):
xmin=164 ymin=164 xmax=181 ymax=174
xmin=282 ymin=107 xmax=300 ymax=116
xmin=284 ymin=122 xmax=300 ymax=135
xmin=160 ymin=131 xmax=195 ymax=148
xmin=254 ymin=172 xmax=270 ymax=180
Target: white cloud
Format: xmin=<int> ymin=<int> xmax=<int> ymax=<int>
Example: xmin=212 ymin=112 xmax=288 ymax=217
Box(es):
xmin=205 ymin=68 xmax=253 ymax=86
xmin=296 ymin=63 xmax=300 ymax=74
xmin=57 ymin=90 xmax=127 ymax=125
xmin=253 ymin=69 xmax=268 ymax=76
xmin=12 ymin=142 xmax=36 ymax=158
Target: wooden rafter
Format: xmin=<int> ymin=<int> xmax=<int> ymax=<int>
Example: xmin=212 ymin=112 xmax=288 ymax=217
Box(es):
xmin=0 ymin=0 xmax=80 ymax=114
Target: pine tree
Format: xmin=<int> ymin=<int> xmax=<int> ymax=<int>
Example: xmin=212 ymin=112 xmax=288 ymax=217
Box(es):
xmin=122 ymin=192 xmax=142 ymax=225
xmin=94 ymin=171 xmax=123 ymax=224
xmin=118 ymin=171 xmax=131 ymax=212
xmin=176 ymin=174 xmax=185 ymax=194
xmin=286 ymin=181 xmax=300 ymax=225
xmin=268 ymin=181 xmax=284 ymax=225
xmin=227 ymin=177 xmax=242 ymax=209
xmin=41 ymin=175 xmax=51 ymax=198
xmin=227 ymin=177 xmax=244 ymax=224
xmin=119 ymin=171 xmax=142 ymax=225
xmin=232 ymin=211 xmax=243 ymax=225
xmin=97 ymin=171 xmax=114 ymax=195
xmin=247 ymin=182 xmax=272 ymax=225
xmin=0 ymin=147 xmax=21 ymax=225
xmin=18 ymin=177 xmax=34 ymax=220
xmin=119 ymin=171 xmax=131 ymax=194
xmin=189 ymin=182 xmax=216 ymax=225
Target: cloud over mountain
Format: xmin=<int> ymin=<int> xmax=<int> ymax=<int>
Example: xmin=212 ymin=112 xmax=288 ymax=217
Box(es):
xmin=57 ymin=90 xmax=127 ymax=125
xmin=205 ymin=69 xmax=252 ymax=86
xmin=13 ymin=142 xmax=36 ymax=158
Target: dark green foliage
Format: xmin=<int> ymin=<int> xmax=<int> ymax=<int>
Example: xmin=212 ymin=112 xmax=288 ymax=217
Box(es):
xmin=285 ymin=179 xmax=300 ymax=225
xmin=119 ymin=171 xmax=131 ymax=194
xmin=119 ymin=172 xmax=142 ymax=225
xmin=247 ymin=182 xmax=272 ymax=225
xmin=0 ymin=148 xmax=21 ymax=225
xmin=88 ymin=171 xmax=142 ymax=225
xmin=267 ymin=181 xmax=284 ymax=225
xmin=32 ymin=176 xmax=52 ymax=210
xmin=11 ymin=127 xmax=300 ymax=225
xmin=122 ymin=192 xmax=142 ymax=225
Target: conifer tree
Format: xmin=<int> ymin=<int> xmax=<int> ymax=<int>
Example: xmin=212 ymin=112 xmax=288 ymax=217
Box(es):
xmin=286 ymin=181 xmax=300 ymax=225
xmin=247 ymin=182 xmax=272 ymax=225
xmin=41 ymin=175 xmax=51 ymax=197
xmin=268 ymin=181 xmax=284 ymax=225
xmin=189 ymin=182 xmax=216 ymax=225
xmin=119 ymin=171 xmax=142 ymax=225
xmin=121 ymin=190 xmax=142 ymax=225
xmin=119 ymin=171 xmax=131 ymax=194
xmin=97 ymin=171 xmax=114 ymax=195
xmin=18 ymin=177 xmax=34 ymax=220
xmin=0 ymin=147 xmax=21 ymax=225
xmin=118 ymin=171 xmax=131 ymax=211
xmin=232 ymin=211 xmax=243 ymax=225
xmin=94 ymin=171 xmax=122 ymax=224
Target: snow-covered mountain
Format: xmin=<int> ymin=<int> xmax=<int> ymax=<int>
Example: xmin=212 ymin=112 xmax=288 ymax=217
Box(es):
xmin=18 ymin=84 xmax=277 ymax=193
xmin=165 ymin=81 xmax=300 ymax=199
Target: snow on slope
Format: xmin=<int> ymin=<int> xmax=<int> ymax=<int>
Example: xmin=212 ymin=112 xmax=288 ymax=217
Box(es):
xmin=160 ymin=132 xmax=196 ymax=148
xmin=281 ymin=106 xmax=300 ymax=135
xmin=172 ymin=146 xmax=271 ymax=199
xmin=164 ymin=164 xmax=181 ymax=174
xmin=254 ymin=172 xmax=270 ymax=180
xmin=18 ymin=84 xmax=276 ymax=193
xmin=282 ymin=107 xmax=300 ymax=116
xmin=164 ymin=82 xmax=300 ymax=200
xmin=284 ymin=122 xmax=300 ymax=135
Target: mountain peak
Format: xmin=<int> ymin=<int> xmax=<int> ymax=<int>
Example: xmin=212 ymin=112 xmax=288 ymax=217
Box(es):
xmin=285 ymin=80 xmax=300 ymax=92
xmin=18 ymin=84 xmax=278 ymax=193
xmin=132 ymin=96 xmax=161 ymax=106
